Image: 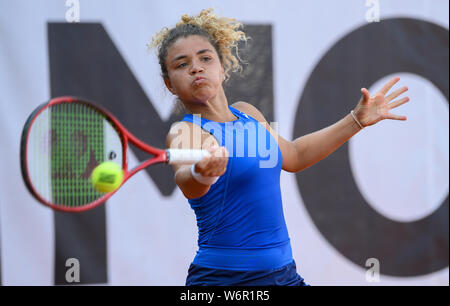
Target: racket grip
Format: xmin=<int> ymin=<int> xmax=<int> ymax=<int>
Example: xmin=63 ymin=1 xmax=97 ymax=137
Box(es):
xmin=166 ymin=149 xmax=210 ymax=164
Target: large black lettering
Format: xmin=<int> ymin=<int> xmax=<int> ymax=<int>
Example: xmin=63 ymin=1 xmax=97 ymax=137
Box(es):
xmin=293 ymin=18 xmax=448 ymax=276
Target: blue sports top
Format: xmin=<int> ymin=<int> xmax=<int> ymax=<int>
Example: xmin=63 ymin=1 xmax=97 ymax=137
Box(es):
xmin=181 ymin=105 xmax=293 ymax=271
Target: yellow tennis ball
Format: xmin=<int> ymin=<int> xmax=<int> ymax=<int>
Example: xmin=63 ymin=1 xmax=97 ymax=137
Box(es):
xmin=91 ymin=162 xmax=124 ymax=193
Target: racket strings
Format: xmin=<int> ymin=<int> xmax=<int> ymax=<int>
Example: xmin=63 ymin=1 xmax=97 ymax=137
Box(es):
xmin=49 ymin=103 xmax=104 ymax=207
xmin=26 ymin=102 xmax=124 ymax=208
xmin=29 ymin=106 xmax=52 ymax=202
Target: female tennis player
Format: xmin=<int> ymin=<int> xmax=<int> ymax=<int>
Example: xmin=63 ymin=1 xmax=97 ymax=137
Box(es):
xmin=149 ymin=9 xmax=409 ymax=286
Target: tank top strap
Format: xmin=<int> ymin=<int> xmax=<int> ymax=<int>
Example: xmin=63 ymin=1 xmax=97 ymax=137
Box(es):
xmin=181 ymin=105 xmax=254 ymax=123
xmin=180 ymin=110 xmax=226 ymax=146
xmin=181 ymin=113 xmax=209 ymax=127
xmin=180 ymin=105 xmax=257 ymax=146
xmin=229 ymin=105 xmax=252 ymax=121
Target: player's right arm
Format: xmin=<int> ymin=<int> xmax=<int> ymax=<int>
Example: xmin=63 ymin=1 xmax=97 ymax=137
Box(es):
xmin=166 ymin=121 xmax=229 ymax=199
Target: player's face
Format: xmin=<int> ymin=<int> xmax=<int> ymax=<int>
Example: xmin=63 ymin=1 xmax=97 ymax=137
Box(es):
xmin=164 ymin=35 xmax=225 ymax=104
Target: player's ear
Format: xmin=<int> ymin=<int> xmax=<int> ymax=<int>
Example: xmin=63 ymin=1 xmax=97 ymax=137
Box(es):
xmin=164 ymin=77 xmax=176 ymax=95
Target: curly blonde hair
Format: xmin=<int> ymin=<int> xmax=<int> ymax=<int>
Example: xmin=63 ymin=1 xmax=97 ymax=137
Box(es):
xmin=148 ymin=8 xmax=248 ymax=81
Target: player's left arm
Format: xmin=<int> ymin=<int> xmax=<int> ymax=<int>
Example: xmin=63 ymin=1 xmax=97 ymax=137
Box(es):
xmin=231 ymin=77 xmax=409 ymax=173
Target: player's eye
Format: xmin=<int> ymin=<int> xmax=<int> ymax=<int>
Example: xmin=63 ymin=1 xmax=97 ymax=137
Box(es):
xmin=176 ymin=62 xmax=187 ymax=69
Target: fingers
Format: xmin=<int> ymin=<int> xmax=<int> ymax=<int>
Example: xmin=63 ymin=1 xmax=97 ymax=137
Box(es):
xmin=386 ymin=113 xmax=407 ymax=121
xmin=207 ymin=145 xmax=225 ymax=156
xmin=386 ymin=86 xmax=408 ymax=102
xmin=386 ymin=84 xmax=410 ymax=120
xmin=360 ymin=88 xmax=371 ymax=104
xmin=388 ymin=96 xmax=410 ymax=110
xmin=195 ymin=146 xmax=229 ymax=176
xmin=378 ymin=76 xmax=400 ymax=96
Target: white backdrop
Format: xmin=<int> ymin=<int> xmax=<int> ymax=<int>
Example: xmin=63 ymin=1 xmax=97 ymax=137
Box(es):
xmin=0 ymin=0 xmax=448 ymax=285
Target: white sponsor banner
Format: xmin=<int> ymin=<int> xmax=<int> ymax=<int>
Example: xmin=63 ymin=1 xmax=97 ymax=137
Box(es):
xmin=0 ymin=0 xmax=448 ymax=285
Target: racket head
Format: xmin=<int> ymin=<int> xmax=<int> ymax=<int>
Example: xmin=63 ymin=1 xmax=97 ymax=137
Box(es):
xmin=20 ymin=97 xmax=127 ymax=212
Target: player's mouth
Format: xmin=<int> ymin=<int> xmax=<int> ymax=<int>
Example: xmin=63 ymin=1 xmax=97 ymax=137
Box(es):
xmin=193 ymin=77 xmax=207 ymax=85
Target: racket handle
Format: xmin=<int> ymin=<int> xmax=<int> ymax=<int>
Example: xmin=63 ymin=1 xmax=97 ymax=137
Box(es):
xmin=166 ymin=149 xmax=210 ymax=164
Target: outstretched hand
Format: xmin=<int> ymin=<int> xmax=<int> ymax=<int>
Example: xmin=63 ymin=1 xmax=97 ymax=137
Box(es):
xmin=353 ymin=77 xmax=410 ymax=127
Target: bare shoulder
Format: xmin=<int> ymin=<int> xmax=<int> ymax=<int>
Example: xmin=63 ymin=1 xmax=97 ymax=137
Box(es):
xmin=165 ymin=120 xmax=218 ymax=150
xmin=166 ymin=121 xmax=199 ymax=149
xmin=230 ymin=101 xmax=268 ymax=123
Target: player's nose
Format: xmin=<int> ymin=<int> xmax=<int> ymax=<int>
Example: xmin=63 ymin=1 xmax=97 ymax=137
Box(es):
xmin=189 ymin=60 xmax=205 ymax=75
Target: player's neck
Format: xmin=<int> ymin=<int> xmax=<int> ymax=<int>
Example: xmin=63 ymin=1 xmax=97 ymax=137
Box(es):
xmin=184 ymin=90 xmax=237 ymax=123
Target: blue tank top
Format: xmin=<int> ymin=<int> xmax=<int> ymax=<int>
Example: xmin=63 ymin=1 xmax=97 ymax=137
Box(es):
xmin=181 ymin=105 xmax=293 ymax=271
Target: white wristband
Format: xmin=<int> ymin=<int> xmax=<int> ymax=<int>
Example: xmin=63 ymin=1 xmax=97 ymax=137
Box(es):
xmin=190 ymin=164 xmax=219 ymax=186
xmin=351 ymin=110 xmax=364 ymax=129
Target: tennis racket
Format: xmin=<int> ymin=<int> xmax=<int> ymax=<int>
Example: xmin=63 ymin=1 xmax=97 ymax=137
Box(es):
xmin=20 ymin=96 xmax=208 ymax=213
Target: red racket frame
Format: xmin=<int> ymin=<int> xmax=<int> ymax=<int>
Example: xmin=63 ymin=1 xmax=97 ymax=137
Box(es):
xmin=22 ymin=96 xmax=168 ymax=213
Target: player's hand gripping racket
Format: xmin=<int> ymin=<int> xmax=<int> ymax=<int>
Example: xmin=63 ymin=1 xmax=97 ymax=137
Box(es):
xmin=20 ymin=96 xmax=209 ymax=212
